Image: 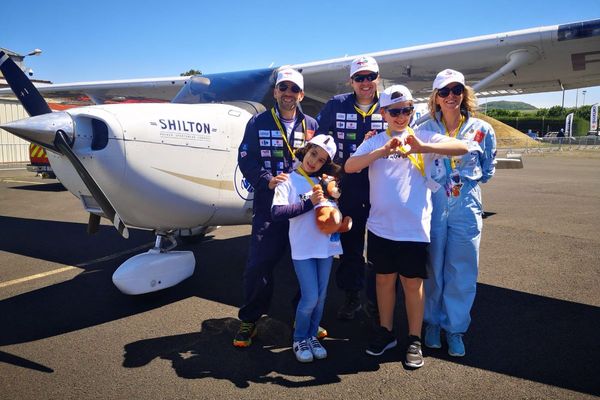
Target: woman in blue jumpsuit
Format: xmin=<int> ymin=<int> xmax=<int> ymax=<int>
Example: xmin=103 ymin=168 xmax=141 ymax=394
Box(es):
xmin=418 ymin=69 xmax=496 ymax=357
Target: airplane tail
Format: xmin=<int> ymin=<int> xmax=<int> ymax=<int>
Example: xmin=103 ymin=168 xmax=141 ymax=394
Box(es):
xmin=0 ymin=51 xmax=51 ymax=116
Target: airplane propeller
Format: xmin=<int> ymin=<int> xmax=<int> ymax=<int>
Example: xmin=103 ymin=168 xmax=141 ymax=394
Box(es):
xmin=0 ymin=50 xmax=129 ymax=238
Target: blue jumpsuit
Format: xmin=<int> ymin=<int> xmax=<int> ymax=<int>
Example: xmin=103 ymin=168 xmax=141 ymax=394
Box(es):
xmin=418 ymin=112 xmax=496 ymax=334
xmin=237 ymin=106 xmax=318 ymax=323
xmin=316 ymin=93 xmax=384 ymax=302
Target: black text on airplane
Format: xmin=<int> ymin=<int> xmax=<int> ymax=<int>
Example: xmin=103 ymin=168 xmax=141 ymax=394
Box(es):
xmin=159 ymin=119 xmax=211 ymax=134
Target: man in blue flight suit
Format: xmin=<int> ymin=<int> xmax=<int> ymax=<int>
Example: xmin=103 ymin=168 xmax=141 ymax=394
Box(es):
xmin=316 ymin=56 xmax=382 ymax=320
xmin=234 ymin=68 xmax=319 ymax=347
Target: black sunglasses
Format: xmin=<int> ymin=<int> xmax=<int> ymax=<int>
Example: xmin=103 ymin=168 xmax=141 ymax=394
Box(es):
xmin=352 ymin=72 xmax=378 ymax=83
xmin=437 ymin=85 xmax=464 ymax=98
xmin=277 ymin=83 xmax=302 ymax=93
xmin=386 ymin=106 xmax=414 ymax=117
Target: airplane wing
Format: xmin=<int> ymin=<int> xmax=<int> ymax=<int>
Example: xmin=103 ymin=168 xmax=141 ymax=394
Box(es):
xmin=296 ymin=19 xmax=600 ymax=103
xmin=0 ymin=76 xmax=190 ymax=104
xmin=1 ymin=19 xmax=598 ymax=106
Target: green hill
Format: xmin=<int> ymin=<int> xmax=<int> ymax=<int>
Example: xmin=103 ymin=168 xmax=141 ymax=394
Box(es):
xmin=484 ymin=100 xmax=537 ymax=111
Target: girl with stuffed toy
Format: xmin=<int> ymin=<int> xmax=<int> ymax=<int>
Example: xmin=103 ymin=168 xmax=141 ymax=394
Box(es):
xmin=271 ymin=135 xmax=343 ymax=363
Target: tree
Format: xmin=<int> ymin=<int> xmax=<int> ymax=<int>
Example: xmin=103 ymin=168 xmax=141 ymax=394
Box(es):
xmin=180 ymin=69 xmax=202 ymax=76
xmin=547 ymin=105 xmax=564 ymax=117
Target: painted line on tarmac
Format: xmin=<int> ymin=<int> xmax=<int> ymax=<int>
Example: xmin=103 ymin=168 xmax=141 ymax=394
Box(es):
xmin=0 ymin=242 xmax=154 ymax=289
xmin=0 ymin=179 xmax=45 ymax=185
xmin=0 ymin=266 xmax=78 ymax=288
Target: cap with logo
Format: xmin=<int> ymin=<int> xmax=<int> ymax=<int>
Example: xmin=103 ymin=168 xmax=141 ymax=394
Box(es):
xmin=350 ymin=56 xmax=379 ymax=77
xmin=308 ymin=135 xmax=337 ymax=160
xmin=379 ymin=85 xmax=413 ymax=108
xmin=432 ymin=69 xmax=465 ymax=90
xmin=276 ymin=68 xmax=304 ymax=91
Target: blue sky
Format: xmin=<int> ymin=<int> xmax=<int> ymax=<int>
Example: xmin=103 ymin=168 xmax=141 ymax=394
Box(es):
xmin=3 ymin=0 xmax=600 ymax=108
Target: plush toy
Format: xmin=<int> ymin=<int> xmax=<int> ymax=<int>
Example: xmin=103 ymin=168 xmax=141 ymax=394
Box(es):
xmin=313 ymin=174 xmax=352 ymax=235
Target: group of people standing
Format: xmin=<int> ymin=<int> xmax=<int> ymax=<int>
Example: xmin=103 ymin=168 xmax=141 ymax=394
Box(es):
xmin=235 ymin=57 xmax=497 ymax=369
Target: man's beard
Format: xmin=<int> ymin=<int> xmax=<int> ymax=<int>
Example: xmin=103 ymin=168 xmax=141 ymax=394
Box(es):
xmin=277 ymin=98 xmax=298 ymax=113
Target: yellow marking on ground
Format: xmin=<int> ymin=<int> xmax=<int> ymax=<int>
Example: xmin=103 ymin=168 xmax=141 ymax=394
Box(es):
xmin=0 ymin=242 xmax=154 ymax=289
xmin=0 ymin=179 xmax=45 ymax=185
xmin=0 ymin=266 xmax=78 ymax=288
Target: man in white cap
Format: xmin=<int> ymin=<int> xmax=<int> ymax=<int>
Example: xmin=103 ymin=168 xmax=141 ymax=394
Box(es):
xmin=346 ymin=84 xmax=467 ymax=368
xmin=315 ymin=56 xmax=382 ymax=321
xmin=235 ymin=68 xmax=319 ymax=348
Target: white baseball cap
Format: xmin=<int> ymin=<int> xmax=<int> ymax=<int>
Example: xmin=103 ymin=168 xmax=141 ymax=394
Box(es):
xmin=309 ymin=135 xmax=336 ymax=160
xmin=275 ymin=68 xmax=304 ymax=91
xmin=350 ymin=56 xmax=379 ymax=77
xmin=379 ymin=85 xmax=413 ymax=108
xmin=432 ymin=69 xmax=465 ymax=90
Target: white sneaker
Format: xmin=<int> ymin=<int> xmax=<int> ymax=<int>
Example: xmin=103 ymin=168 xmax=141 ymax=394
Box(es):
xmin=293 ymin=340 xmax=313 ymax=363
xmin=308 ymin=336 xmax=328 ymax=360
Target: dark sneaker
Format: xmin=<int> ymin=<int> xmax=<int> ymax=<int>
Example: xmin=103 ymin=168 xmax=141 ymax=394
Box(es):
xmin=405 ymin=336 xmax=424 ymax=368
xmin=337 ymin=290 xmax=362 ymax=320
xmin=233 ymin=321 xmax=257 ymax=348
xmin=424 ymin=324 xmax=442 ymax=349
xmin=447 ymin=332 xmax=466 ymax=357
xmin=366 ymin=326 xmax=397 ymax=356
xmin=364 ymin=300 xmax=379 ymax=320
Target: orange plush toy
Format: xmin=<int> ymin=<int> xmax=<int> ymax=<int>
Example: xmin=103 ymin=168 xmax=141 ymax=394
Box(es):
xmin=313 ymin=174 xmax=353 ymax=234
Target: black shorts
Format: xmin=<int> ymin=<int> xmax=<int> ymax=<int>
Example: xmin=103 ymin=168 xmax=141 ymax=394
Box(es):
xmin=367 ymin=231 xmax=429 ymax=279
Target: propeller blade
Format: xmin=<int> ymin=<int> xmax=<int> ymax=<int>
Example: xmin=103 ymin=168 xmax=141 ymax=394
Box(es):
xmin=54 ymin=130 xmax=129 ymax=239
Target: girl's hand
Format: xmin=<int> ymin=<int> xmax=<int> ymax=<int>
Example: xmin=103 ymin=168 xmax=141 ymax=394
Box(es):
xmin=268 ymin=173 xmax=289 ymax=190
xmin=310 ymin=187 xmax=324 ymax=205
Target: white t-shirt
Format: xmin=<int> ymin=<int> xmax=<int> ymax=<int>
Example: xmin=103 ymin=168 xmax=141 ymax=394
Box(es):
xmin=272 ymin=171 xmax=343 ymax=260
xmin=351 ymin=128 xmax=449 ymax=242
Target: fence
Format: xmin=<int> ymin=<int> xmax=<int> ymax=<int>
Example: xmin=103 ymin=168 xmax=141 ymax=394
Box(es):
xmin=497 ymin=135 xmax=600 ymax=155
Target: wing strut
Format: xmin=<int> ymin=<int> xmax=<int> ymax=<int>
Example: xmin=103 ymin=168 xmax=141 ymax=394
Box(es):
xmin=472 ymin=49 xmax=539 ymax=92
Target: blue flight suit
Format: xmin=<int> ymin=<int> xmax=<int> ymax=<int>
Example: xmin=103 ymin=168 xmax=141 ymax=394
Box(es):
xmin=418 ymin=112 xmax=496 ymax=334
xmin=316 ymin=93 xmax=384 ymax=302
xmin=237 ymin=106 xmax=318 ymax=323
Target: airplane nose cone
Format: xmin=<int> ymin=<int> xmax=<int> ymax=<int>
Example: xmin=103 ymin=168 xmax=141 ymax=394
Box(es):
xmin=0 ymin=112 xmax=74 ymax=152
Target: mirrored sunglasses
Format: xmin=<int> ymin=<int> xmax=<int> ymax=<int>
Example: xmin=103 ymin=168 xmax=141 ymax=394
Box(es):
xmin=437 ymin=85 xmax=464 ymax=98
xmin=278 ymin=83 xmax=302 ymax=93
xmin=352 ymin=72 xmax=378 ymax=83
xmin=386 ymin=106 xmax=414 ymax=117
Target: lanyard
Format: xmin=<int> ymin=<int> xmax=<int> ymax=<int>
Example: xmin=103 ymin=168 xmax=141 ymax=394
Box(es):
xmin=386 ymin=127 xmax=425 ymax=177
xmin=271 ymin=107 xmax=306 ymax=160
xmin=441 ymin=115 xmax=465 ymax=171
xmin=353 ymin=102 xmax=378 ymax=122
xmin=271 ymin=107 xmax=314 ymax=187
xmin=296 ymin=166 xmax=316 ymax=187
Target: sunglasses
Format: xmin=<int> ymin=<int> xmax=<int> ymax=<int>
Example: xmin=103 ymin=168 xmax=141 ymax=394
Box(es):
xmin=277 ymin=83 xmax=302 ymax=93
xmin=386 ymin=106 xmax=414 ymax=117
xmin=352 ymin=72 xmax=378 ymax=83
xmin=437 ymin=85 xmax=464 ymax=98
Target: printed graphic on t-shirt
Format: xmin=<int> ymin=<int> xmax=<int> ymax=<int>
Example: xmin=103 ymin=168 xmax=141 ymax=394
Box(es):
xmin=336 ymin=113 xmax=346 ymax=120
xmin=346 ymin=113 xmax=357 ymax=121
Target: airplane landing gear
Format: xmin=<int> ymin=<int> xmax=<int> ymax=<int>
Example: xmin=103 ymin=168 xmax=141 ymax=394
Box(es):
xmin=112 ymin=231 xmax=195 ymax=295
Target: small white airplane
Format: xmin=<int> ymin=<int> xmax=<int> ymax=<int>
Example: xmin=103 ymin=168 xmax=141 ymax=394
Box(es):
xmin=1 ymin=19 xmax=599 ymax=295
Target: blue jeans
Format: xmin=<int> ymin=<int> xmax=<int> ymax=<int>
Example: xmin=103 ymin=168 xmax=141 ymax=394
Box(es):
xmin=293 ymin=257 xmax=333 ymax=342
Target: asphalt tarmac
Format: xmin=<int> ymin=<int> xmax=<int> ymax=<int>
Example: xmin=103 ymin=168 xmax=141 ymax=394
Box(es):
xmin=0 ymin=151 xmax=599 ymax=400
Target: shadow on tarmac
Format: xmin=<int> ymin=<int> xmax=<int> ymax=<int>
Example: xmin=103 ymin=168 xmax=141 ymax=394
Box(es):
xmin=1 ymin=216 xmax=599 ymax=395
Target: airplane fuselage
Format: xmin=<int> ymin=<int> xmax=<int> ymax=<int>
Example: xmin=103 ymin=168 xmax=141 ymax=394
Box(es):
xmin=47 ymin=103 xmax=256 ymax=231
